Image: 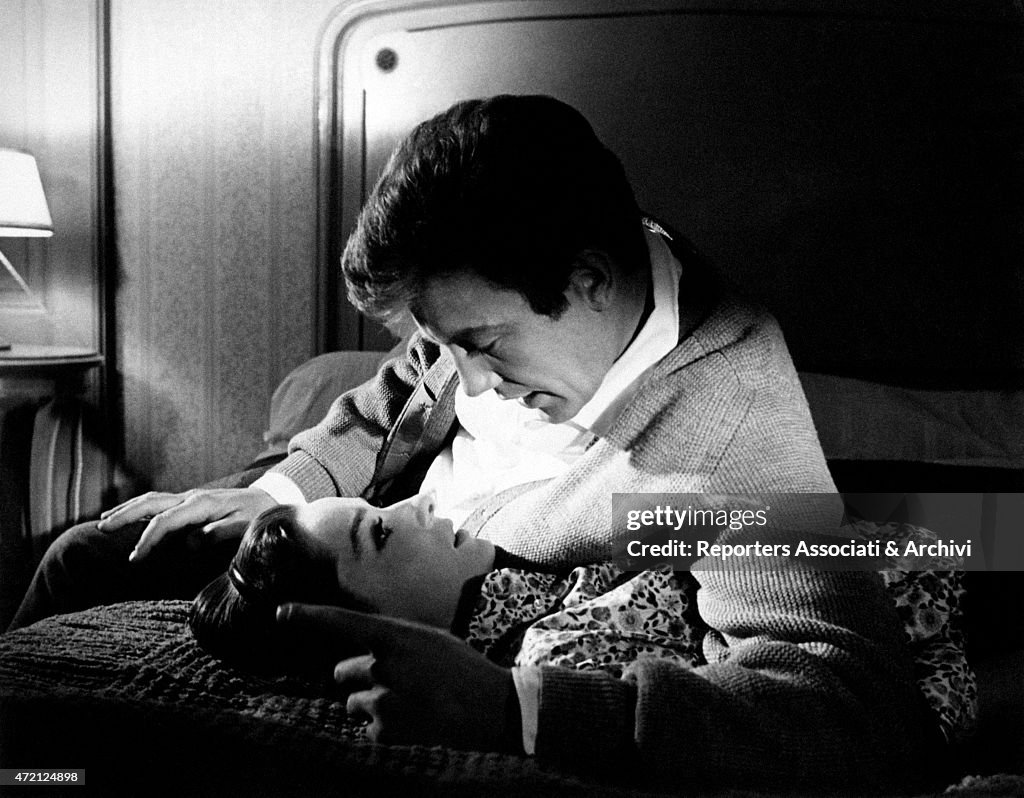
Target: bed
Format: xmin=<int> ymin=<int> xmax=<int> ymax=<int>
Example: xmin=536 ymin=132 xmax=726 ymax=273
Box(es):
xmin=2 ymin=1 xmax=1023 ymax=795
xmin=1 ymin=347 xmax=1021 ymax=796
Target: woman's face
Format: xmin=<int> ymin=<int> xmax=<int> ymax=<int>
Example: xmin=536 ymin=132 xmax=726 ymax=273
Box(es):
xmin=292 ymin=494 xmax=494 ymax=628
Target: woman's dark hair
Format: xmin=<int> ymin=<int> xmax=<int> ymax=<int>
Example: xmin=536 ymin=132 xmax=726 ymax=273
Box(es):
xmin=342 ymin=94 xmax=648 ymax=324
xmin=189 ymin=504 xmax=372 ymax=678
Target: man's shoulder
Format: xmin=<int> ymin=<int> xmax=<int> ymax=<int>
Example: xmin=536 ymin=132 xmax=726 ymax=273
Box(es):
xmin=658 ymin=290 xmax=798 ymax=392
xmin=613 ymin=291 xmax=825 ymax=481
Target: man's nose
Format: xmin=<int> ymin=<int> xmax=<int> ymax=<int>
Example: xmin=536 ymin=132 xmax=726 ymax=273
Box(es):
xmin=399 ymin=492 xmax=436 ymax=527
xmin=449 ymin=346 xmax=501 ymax=397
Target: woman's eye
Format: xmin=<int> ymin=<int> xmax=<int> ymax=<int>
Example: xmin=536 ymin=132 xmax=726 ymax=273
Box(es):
xmin=371 ymin=517 xmax=392 ymax=551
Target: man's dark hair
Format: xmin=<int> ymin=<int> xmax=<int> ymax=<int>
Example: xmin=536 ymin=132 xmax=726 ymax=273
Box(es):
xmin=189 ymin=504 xmax=371 ymax=678
xmin=342 ymin=94 xmax=647 ymax=321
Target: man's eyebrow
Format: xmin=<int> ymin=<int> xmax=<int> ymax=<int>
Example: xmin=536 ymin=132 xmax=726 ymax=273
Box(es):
xmin=434 ymin=324 xmax=503 ymax=348
xmin=348 ymin=508 xmax=365 ymax=561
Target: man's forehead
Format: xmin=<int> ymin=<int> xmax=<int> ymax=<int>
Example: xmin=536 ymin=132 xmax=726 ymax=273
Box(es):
xmin=412 ymin=273 xmax=526 ymax=343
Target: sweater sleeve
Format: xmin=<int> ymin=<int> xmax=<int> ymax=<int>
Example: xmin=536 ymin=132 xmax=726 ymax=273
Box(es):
xmin=269 ymin=335 xmax=441 ymax=500
xmin=532 ymin=561 xmax=932 ymax=793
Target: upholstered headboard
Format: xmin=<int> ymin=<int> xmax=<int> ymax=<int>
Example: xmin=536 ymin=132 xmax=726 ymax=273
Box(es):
xmin=311 ymin=0 xmax=1024 ymax=476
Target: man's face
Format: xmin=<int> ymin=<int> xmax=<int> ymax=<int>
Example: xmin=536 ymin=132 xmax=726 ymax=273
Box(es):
xmin=412 ymin=270 xmax=623 ymax=424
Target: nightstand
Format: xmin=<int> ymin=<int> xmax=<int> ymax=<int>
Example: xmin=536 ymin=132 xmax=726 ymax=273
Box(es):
xmin=0 ymin=344 xmax=106 ymax=629
xmin=0 ymin=344 xmax=103 ymax=393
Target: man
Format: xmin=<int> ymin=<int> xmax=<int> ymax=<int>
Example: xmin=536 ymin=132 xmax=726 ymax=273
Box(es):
xmin=11 ymin=95 xmax=930 ymax=790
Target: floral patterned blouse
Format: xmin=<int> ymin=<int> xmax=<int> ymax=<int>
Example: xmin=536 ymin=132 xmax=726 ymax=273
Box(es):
xmin=458 ymin=561 xmax=709 ymax=677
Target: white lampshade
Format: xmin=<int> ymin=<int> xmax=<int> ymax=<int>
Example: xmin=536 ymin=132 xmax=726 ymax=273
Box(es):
xmin=0 ymin=149 xmax=54 ymax=237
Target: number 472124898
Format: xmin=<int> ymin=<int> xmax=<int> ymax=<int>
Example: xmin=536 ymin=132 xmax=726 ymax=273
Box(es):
xmin=0 ymin=770 xmax=84 ymax=785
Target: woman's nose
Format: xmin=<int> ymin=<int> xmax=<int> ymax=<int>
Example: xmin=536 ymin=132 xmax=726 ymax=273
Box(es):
xmin=449 ymin=345 xmax=501 ymax=397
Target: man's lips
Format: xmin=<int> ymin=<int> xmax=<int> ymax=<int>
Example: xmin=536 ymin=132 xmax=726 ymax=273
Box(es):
xmin=495 ymin=387 xmax=532 ymax=401
xmin=519 ymin=392 xmax=550 ymax=409
xmin=453 ymin=529 xmax=469 ymax=548
xmin=495 ymin=388 xmax=548 ymax=409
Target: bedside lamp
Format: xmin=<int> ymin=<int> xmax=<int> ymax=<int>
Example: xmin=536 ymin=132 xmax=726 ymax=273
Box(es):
xmin=0 ymin=148 xmax=54 ymax=350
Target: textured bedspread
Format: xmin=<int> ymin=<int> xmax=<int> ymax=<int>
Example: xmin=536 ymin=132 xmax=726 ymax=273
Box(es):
xmin=1 ymin=601 xmax=1020 ymax=797
xmin=1 ymin=601 xmax=353 ymax=737
xmin=0 ymin=601 xmax=623 ymax=797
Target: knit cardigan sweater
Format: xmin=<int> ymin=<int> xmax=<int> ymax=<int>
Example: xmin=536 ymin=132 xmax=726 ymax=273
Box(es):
xmin=270 ymin=262 xmax=931 ymax=790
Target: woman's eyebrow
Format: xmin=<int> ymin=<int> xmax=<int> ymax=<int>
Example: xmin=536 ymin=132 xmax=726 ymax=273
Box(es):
xmin=348 ymin=508 xmax=365 ymax=561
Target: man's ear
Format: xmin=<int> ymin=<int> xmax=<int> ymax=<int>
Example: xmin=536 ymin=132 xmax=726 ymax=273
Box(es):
xmin=567 ymin=250 xmax=615 ymax=311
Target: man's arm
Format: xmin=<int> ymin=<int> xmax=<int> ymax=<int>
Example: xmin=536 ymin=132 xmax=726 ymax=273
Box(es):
xmin=277 ymin=604 xmax=523 ymax=753
xmin=268 ymin=333 xmax=445 ymax=501
xmin=99 ymin=335 xmax=442 ymax=561
xmin=531 ymin=564 xmax=932 ymax=792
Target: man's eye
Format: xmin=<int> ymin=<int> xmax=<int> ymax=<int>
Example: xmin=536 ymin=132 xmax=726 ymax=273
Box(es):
xmin=453 ymin=338 xmax=499 ymax=359
xmin=472 ymin=340 xmax=499 ymax=357
xmin=371 ymin=517 xmax=392 ymax=551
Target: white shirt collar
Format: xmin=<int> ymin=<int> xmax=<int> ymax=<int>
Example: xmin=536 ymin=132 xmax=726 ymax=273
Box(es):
xmin=570 ymin=228 xmax=681 ymax=434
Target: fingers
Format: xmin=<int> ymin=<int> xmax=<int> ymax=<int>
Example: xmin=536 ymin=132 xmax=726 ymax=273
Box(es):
xmin=123 ymin=488 xmax=272 ymax=563
xmin=129 ymin=492 xmax=229 ymax=562
xmin=278 ymin=603 xmax=510 ymax=750
xmin=333 ymin=653 xmax=377 ymax=692
xmin=201 ymin=515 xmax=248 ymax=542
xmin=345 ymin=686 xmax=396 ymax=743
xmin=98 ymin=491 xmax=188 ymax=531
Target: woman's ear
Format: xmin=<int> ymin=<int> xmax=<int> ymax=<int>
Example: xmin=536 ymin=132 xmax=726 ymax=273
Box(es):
xmin=567 ymin=250 xmax=615 ymax=311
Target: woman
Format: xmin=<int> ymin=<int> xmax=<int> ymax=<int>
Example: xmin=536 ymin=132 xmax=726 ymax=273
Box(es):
xmin=191 ymin=494 xmax=972 ymax=746
xmin=189 ymin=494 xmax=707 ymax=678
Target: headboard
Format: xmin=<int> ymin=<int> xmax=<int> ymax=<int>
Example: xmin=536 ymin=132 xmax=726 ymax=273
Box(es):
xmin=313 ymin=0 xmax=1024 ymax=473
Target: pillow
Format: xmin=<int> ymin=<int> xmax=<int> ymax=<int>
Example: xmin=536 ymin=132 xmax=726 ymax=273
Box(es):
xmin=254 ymin=350 xmax=393 ymax=461
xmin=799 ymin=373 xmax=1024 ymax=469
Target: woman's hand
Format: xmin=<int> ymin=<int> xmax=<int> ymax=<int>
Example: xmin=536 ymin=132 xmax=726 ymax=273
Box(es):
xmin=277 ymin=603 xmax=522 ymax=752
xmin=97 ymin=487 xmax=277 ymax=563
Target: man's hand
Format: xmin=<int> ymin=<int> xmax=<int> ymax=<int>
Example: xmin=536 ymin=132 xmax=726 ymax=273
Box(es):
xmin=97 ymin=488 xmax=277 ymax=563
xmin=277 ymin=603 xmax=522 ymax=752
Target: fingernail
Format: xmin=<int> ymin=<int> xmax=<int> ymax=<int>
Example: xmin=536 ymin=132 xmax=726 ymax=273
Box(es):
xmin=276 ymin=604 xmax=293 ymax=623
xmin=128 ymin=549 xmax=137 ymax=563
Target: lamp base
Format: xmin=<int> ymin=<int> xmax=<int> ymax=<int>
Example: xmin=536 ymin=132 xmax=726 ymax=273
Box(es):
xmin=1 ymin=247 xmax=38 ymax=350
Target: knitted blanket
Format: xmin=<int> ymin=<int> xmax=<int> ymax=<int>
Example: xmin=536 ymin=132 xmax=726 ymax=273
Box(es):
xmin=0 ymin=601 xmax=1019 ymax=798
xmin=0 ymin=601 xmax=621 ymax=797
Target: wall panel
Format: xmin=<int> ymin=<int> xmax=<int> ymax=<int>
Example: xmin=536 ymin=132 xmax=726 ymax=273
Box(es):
xmin=111 ymin=0 xmax=336 ymax=489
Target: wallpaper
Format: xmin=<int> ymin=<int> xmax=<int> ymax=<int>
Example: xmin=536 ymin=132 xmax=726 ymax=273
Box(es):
xmin=111 ymin=0 xmax=340 ymax=490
